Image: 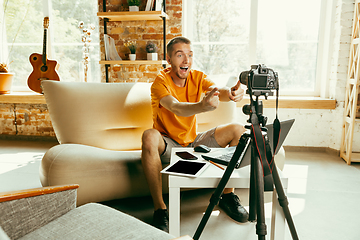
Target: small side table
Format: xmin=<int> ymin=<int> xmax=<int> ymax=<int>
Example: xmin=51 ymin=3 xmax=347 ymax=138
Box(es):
xmin=167 ymin=148 xmax=288 ymax=240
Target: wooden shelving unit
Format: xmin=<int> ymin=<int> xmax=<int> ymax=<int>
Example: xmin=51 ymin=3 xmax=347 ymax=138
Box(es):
xmin=340 ymin=0 xmax=360 ymax=164
xmin=97 ymin=11 xmax=168 ymax=21
xmin=98 ymin=1 xmax=168 ymax=82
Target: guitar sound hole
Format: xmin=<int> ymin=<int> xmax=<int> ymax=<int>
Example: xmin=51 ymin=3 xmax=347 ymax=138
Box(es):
xmin=41 ymin=65 xmax=48 ymax=72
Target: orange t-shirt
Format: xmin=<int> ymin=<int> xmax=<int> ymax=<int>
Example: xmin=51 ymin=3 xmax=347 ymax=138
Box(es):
xmin=151 ymin=68 xmax=214 ymax=146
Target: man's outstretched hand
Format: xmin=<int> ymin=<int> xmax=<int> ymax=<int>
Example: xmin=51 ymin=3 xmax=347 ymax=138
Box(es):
xmin=229 ymin=81 xmax=244 ymax=102
xmin=202 ymin=87 xmax=219 ymax=111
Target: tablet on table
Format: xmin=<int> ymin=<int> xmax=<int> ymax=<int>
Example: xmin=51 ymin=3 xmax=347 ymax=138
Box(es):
xmin=161 ymin=159 xmax=209 ymax=178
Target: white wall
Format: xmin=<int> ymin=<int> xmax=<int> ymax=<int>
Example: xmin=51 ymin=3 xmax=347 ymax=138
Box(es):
xmin=236 ymin=0 xmax=359 ymax=151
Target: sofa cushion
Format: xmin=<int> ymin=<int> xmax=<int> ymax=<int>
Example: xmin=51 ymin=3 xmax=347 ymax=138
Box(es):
xmin=42 ymin=81 xmax=153 ymax=151
xmin=19 ymin=203 xmax=175 ymax=240
xmin=0 ymin=189 xmax=76 ymax=239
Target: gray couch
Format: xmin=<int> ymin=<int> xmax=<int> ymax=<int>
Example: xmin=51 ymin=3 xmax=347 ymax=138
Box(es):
xmin=0 ymin=185 xmax=192 ymax=240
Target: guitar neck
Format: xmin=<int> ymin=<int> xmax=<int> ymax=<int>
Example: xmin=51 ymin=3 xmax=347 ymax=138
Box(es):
xmin=42 ymin=28 xmax=47 ymax=65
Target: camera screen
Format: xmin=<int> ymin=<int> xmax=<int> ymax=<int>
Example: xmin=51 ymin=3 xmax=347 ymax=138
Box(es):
xmin=253 ymin=75 xmax=268 ymax=88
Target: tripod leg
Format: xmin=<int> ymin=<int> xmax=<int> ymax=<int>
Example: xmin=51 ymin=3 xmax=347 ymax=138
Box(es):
xmin=254 ymin=153 xmax=267 ymax=240
xmin=272 ymin=165 xmax=299 ymax=240
xmin=248 ymin=144 xmax=257 ymax=222
xmin=193 ymin=137 xmax=250 ymax=240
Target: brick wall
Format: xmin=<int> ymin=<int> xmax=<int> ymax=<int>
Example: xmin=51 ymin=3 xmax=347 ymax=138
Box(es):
xmin=329 ymin=0 xmax=354 ymax=101
xmin=98 ymin=0 xmax=182 ymax=83
xmin=0 ymin=103 xmax=55 ymax=137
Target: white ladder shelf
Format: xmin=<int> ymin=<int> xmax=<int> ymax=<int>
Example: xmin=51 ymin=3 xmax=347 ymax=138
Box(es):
xmin=340 ymin=0 xmax=360 ymax=164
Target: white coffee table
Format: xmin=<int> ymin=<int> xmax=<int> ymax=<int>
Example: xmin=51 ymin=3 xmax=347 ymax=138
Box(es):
xmin=167 ymin=147 xmax=288 ymax=240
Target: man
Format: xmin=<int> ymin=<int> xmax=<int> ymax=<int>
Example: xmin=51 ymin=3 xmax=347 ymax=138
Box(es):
xmin=141 ymin=36 xmax=248 ymax=232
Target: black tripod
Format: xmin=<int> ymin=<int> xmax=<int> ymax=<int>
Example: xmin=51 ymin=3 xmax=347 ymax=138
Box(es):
xmin=193 ymin=96 xmax=299 ymax=240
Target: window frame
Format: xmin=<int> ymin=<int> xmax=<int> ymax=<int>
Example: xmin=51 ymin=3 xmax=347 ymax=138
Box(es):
xmin=1 ymin=0 xmax=100 ymax=92
xmin=183 ymin=0 xmax=336 ymax=97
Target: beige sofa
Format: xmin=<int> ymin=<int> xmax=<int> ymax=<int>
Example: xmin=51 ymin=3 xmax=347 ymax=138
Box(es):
xmin=40 ymin=80 xmax=285 ymax=206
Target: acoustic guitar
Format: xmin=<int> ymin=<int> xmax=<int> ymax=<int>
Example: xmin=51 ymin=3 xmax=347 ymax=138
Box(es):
xmin=27 ymin=17 xmax=60 ymax=94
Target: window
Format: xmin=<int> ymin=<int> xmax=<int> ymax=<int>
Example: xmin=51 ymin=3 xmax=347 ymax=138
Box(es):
xmin=183 ymin=0 xmax=335 ymax=96
xmin=1 ymin=0 xmax=100 ymax=91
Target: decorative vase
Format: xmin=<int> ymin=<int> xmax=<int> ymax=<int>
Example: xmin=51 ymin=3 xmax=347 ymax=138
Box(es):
xmin=129 ymin=6 xmax=139 ymax=11
xmin=129 ymin=54 xmax=136 ymax=61
xmin=147 ymin=53 xmax=158 ymax=61
xmin=0 ymin=73 xmax=14 ymax=94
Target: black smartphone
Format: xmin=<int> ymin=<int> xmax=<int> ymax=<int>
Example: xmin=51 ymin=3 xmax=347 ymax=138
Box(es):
xmin=175 ymin=151 xmax=198 ymax=160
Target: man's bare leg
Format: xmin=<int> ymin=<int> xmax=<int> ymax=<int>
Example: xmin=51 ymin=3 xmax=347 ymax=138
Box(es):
xmin=141 ymin=129 xmax=170 ymax=232
xmin=141 ymin=129 xmax=167 ymax=210
xmin=214 ymin=122 xmax=245 ymax=148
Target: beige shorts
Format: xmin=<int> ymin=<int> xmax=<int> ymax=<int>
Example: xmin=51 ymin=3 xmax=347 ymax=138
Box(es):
xmin=160 ymin=127 xmax=221 ymax=163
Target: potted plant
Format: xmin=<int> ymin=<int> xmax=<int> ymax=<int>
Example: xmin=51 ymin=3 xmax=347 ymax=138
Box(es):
xmin=124 ymin=41 xmax=137 ymax=61
xmin=128 ymin=0 xmax=140 ymax=11
xmin=146 ymin=41 xmax=158 ymax=61
xmin=0 ymin=63 xmax=14 ymax=94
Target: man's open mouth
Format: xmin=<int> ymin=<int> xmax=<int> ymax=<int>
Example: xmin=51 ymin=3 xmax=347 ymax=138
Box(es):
xmin=180 ymin=66 xmax=189 ymax=72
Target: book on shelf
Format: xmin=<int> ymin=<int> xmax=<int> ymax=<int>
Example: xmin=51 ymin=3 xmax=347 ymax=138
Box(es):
xmin=104 ymin=34 xmax=122 ymax=61
xmin=145 ymin=0 xmax=154 ymax=11
xmin=155 ymin=0 xmax=163 ymax=11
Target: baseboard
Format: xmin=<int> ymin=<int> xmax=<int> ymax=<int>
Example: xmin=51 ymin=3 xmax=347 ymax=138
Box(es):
xmin=283 ymin=146 xmax=340 ymax=156
xmin=0 ymin=134 xmax=58 ymax=143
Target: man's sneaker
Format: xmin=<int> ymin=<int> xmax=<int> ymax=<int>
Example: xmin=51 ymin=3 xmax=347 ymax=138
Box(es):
xmin=152 ymin=209 xmax=169 ymax=232
xmin=219 ymin=192 xmax=249 ymax=223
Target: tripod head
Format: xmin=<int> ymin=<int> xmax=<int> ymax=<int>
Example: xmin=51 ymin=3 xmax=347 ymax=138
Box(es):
xmin=242 ymin=96 xmax=268 ymax=127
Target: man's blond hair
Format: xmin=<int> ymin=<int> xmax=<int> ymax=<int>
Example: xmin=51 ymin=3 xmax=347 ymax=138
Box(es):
xmin=167 ymin=37 xmax=191 ymax=57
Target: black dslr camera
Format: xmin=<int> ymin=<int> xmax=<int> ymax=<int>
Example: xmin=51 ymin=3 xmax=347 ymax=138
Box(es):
xmin=239 ymin=64 xmax=278 ymax=96
xmin=240 ymin=64 xmax=279 ymax=124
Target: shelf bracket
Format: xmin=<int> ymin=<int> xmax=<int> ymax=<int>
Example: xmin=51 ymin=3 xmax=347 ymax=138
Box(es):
xmin=102 ymin=0 xmax=106 ymax=12
xmin=162 ymin=16 xmax=167 ymax=68
xmin=105 ymin=64 xmax=110 ymax=83
xmin=104 ymin=18 xmax=109 ymax=34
